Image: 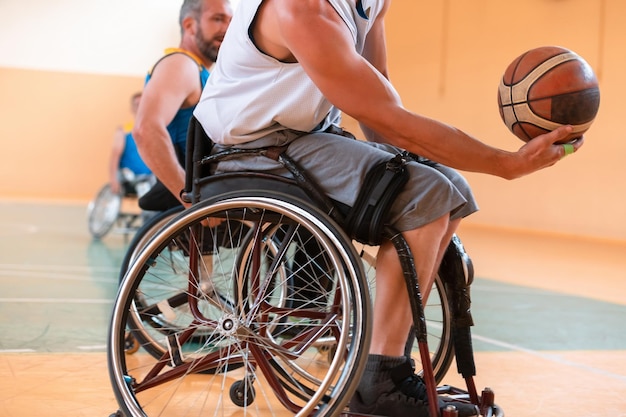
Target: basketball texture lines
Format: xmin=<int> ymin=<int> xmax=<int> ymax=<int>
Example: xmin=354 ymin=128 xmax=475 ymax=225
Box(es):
xmin=498 ymin=46 xmax=600 ymax=143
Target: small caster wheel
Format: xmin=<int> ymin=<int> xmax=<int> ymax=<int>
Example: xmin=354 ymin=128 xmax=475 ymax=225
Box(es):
xmin=124 ymin=332 xmax=140 ymax=354
xmin=230 ymin=380 xmax=255 ymax=407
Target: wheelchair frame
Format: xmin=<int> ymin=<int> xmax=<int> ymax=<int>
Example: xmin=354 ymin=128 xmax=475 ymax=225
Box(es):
xmin=107 ymin=119 xmax=503 ymax=417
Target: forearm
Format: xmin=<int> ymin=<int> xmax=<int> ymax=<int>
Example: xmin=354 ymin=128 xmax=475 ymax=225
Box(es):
xmin=109 ymin=157 xmax=120 ymax=185
xmin=134 ymin=124 xmax=186 ymax=201
xmin=386 ymin=111 xmax=515 ymax=177
xmin=109 ymin=130 xmax=124 ymax=189
xmin=368 ymin=106 xmax=575 ymax=180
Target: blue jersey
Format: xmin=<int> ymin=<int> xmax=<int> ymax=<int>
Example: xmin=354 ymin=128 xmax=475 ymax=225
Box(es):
xmin=145 ymin=48 xmax=210 ymax=159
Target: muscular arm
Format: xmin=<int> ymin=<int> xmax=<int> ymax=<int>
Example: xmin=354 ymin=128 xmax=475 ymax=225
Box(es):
xmin=133 ymin=54 xmax=202 ymax=204
xmin=358 ymin=6 xmax=390 ymax=144
xmin=263 ymin=0 xmax=580 ymax=180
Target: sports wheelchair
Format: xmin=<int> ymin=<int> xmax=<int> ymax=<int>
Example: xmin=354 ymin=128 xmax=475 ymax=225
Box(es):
xmin=87 ymin=169 xmax=154 ymax=239
xmin=107 ymin=119 xmax=503 ymax=417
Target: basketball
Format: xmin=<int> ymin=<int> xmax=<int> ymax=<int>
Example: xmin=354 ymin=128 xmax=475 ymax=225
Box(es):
xmin=497 ymin=46 xmax=600 ymax=143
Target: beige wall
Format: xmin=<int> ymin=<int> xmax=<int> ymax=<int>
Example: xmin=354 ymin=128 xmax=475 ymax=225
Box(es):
xmin=383 ymin=0 xmax=625 ymax=241
xmin=0 ymin=0 xmax=624 ymax=241
xmin=0 ymin=67 xmax=143 ymax=200
xmin=0 ymin=0 xmax=178 ymax=200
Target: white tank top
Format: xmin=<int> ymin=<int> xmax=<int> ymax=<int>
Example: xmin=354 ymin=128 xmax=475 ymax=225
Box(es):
xmin=193 ymin=0 xmax=385 ymax=145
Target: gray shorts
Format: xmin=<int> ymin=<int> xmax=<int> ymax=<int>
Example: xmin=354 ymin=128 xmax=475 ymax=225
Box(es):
xmin=212 ymin=129 xmax=478 ymax=232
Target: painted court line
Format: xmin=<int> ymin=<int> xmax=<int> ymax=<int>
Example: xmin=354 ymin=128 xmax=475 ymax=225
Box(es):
xmin=0 ymin=298 xmax=112 ymax=304
xmin=78 ymin=345 xmax=107 ymax=351
xmin=0 ymin=263 xmax=118 ymax=273
xmin=0 ymin=270 xmax=118 ymax=283
xmin=0 ymin=349 xmax=36 ymax=353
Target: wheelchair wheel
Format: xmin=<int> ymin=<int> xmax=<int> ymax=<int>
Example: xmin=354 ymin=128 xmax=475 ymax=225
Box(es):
xmin=354 ymin=243 xmax=454 ymax=384
xmin=403 ymin=273 xmax=454 ymax=383
xmin=108 ymin=192 xmax=371 ymax=417
xmin=87 ymin=184 xmax=122 ymax=238
xmin=117 ymin=206 xmax=183 ymax=358
xmin=414 ymin=275 xmax=454 ymax=384
xmin=118 ymin=206 xmax=184 ymax=281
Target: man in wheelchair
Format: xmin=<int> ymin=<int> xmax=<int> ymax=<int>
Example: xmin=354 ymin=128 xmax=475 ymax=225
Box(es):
xmin=132 ymin=0 xmax=233 ymax=213
xmin=87 ymin=92 xmax=155 ymax=239
xmin=144 ymin=1 xmax=582 ymax=416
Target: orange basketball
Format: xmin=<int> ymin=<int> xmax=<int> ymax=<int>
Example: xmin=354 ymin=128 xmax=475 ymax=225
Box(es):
xmin=497 ymin=46 xmax=600 ymax=143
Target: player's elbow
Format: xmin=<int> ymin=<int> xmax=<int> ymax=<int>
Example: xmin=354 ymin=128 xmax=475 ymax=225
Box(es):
xmin=132 ymin=120 xmax=152 ymax=149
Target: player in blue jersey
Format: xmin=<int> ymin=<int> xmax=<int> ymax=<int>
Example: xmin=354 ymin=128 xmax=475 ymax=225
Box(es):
xmin=133 ymin=0 xmax=232 ymax=210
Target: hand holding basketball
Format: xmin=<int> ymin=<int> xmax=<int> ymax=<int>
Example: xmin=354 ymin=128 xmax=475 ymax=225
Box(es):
xmin=497 ymin=46 xmax=600 ymax=144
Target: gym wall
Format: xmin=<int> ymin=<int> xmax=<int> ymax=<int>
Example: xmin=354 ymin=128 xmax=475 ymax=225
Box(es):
xmin=385 ymin=0 xmax=624 ymax=241
xmin=0 ymin=0 xmax=624 ymax=242
xmin=0 ymin=0 xmax=180 ymax=200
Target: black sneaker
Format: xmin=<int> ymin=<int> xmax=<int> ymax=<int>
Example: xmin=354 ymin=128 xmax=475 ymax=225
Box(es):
xmin=349 ymin=360 xmax=479 ymax=417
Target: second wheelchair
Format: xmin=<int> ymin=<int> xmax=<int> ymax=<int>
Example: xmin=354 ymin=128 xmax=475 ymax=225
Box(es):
xmin=87 ymin=169 xmax=155 ymax=239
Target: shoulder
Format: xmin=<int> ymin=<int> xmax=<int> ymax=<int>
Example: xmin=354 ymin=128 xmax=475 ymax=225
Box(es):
xmin=145 ymin=49 xmax=206 ymax=107
xmin=272 ymin=0 xmax=350 ymax=41
xmin=151 ymin=51 xmax=201 ymax=80
xmin=278 ymin=0 xmax=389 ymax=18
xmin=274 ymin=0 xmax=336 ymax=20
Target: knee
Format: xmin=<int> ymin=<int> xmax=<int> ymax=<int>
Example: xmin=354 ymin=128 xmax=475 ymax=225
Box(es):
xmin=426 ymin=213 xmax=450 ymax=231
xmin=404 ymin=213 xmax=450 ymax=241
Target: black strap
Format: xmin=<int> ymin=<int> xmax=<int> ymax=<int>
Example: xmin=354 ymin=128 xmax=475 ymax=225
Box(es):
xmin=345 ymin=154 xmax=409 ymax=246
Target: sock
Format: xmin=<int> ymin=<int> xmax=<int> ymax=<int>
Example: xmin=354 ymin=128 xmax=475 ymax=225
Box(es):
xmin=355 ymin=354 xmax=407 ymax=402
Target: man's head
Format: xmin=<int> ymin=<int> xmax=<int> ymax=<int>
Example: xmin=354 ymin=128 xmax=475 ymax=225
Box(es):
xmin=179 ymin=0 xmax=233 ymax=64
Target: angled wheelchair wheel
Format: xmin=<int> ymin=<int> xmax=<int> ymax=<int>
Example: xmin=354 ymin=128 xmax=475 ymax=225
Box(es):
xmin=118 ymin=206 xmax=185 ymax=286
xmin=117 ymin=206 xmax=183 ymax=358
xmin=404 ymin=273 xmax=454 ymax=383
xmin=416 ymin=275 xmax=454 ymax=383
xmin=108 ymin=191 xmax=371 ymax=417
xmin=87 ymin=184 xmax=122 ymax=239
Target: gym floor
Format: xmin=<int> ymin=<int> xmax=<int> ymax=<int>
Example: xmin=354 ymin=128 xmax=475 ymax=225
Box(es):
xmin=1 ymin=200 xmax=625 ymax=417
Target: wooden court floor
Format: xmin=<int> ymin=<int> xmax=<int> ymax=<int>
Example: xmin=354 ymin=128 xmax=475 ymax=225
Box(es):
xmin=0 ymin=200 xmax=625 ymax=416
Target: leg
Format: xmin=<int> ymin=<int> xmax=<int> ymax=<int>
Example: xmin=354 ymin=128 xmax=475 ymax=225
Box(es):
xmin=370 ymin=213 xmax=450 ymax=357
xmin=427 ymin=217 xmax=462 ymax=301
xmin=351 ymin=214 xmax=479 ymax=417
